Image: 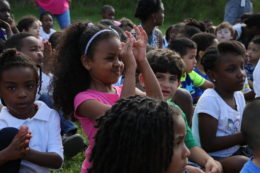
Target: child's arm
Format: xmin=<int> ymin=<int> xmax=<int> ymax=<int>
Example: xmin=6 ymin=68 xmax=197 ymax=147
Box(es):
xmin=200 ymin=80 xmax=214 ymax=89
xmin=0 ymin=126 xmax=31 ymax=165
xmin=190 ymin=71 xmax=214 ymax=90
xmin=199 ymin=113 xmax=244 ymax=152
xmin=132 ymin=26 xmax=163 ymax=100
xmin=189 ymin=146 xmax=222 ymax=173
xmin=119 ymin=31 xmax=137 ymax=99
xmin=24 ymin=112 xmax=63 ymax=169
xmin=24 ymin=150 xmax=62 ymax=169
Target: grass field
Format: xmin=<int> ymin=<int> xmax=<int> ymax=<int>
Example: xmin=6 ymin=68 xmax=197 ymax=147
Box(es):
xmin=11 ymin=0 xmax=260 ymax=34
xmin=9 ymin=0 xmax=259 ymax=172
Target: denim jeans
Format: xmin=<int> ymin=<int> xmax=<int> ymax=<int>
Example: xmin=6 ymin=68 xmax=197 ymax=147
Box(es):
xmin=39 ymin=8 xmax=71 ymax=29
xmin=224 ymin=0 xmax=253 ymax=24
xmin=0 ymin=128 xmax=21 ymax=173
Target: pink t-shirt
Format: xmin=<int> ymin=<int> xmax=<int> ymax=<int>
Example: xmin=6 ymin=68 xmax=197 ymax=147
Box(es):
xmin=37 ymin=0 xmax=69 ymax=14
xmin=74 ymin=86 xmax=122 ymax=173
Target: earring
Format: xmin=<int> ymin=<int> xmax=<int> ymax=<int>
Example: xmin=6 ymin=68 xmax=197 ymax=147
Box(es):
xmin=212 ymin=79 xmax=216 ymax=82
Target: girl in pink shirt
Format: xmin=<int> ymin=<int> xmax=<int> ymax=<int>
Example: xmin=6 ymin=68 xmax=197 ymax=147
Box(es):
xmin=53 ymin=22 xmax=163 ymax=173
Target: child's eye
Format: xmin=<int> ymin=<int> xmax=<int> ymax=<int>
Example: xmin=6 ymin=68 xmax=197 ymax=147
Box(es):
xmin=170 ymin=76 xmax=178 ymax=82
xmin=106 ymin=57 xmax=115 ymax=61
xmin=7 ymin=86 xmax=16 ymax=91
xmin=27 ymin=84 xmax=35 ymax=89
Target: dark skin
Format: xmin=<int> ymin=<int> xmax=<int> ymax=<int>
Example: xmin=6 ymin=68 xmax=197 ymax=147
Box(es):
xmin=0 ymin=0 xmax=19 ymax=38
xmin=141 ymin=3 xmax=164 ymax=48
xmin=0 ymin=67 xmax=63 ymax=169
xmin=173 ymin=88 xmax=193 ymax=127
xmin=0 ymin=126 xmax=31 ymax=166
xmin=199 ymin=54 xmax=248 ymax=173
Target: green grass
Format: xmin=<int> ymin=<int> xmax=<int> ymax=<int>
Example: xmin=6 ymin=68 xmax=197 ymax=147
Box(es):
xmin=11 ymin=0 xmax=260 ymax=34
xmin=51 ymin=122 xmax=87 ymax=173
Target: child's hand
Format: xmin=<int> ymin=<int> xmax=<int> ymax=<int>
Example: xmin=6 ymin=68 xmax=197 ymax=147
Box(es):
xmin=185 ymin=165 xmax=205 ymax=173
xmin=4 ymin=126 xmax=31 ymax=161
xmin=43 ymin=40 xmax=52 ymax=61
xmin=0 ymin=19 xmax=11 ymax=32
xmin=204 ymin=159 xmax=223 ymax=173
xmin=120 ymin=31 xmax=137 ymax=70
xmin=132 ymin=26 xmax=148 ymax=63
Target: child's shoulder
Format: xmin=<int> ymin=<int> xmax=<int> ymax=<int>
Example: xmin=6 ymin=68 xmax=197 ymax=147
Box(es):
xmin=240 ymin=159 xmax=260 ymax=173
xmin=34 ymin=100 xmax=60 ymax=121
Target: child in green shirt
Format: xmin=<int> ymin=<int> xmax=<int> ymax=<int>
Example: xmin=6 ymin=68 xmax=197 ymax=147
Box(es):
xmin=139 ymin=48 xmax=222 ymax=173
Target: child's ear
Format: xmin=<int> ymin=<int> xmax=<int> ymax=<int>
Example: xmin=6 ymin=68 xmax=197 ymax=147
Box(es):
xmin=198 ymin=50 xmax=205 ymax=60
xmin=81 ymin=55 xmax=91 ymax=70
xmin=138 ymin=73 xmax=145 ymax=88
xmin=207 ymin=70 xmax=216 ymax=83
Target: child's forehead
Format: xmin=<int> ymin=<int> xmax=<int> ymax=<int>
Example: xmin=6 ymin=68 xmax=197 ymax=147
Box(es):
xmin=43 ymin=14 xmax=52 ymax=19
xmin=22 ymin=36 xmax=40 ymax=46
xmin=1 ymin=66 xmax=37 ymax=80
xmin=156 ymin=71 xmax=177 ymax=77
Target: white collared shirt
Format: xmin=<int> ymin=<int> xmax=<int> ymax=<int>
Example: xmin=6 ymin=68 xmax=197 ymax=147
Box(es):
xmin=0 ymin=101 xmax=63 ymax=173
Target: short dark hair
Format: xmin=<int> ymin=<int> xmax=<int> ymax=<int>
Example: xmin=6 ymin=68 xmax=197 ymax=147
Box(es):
xmin=241 ymin=100 xmax=260 ymax=150
xmin=244 ymin=13 xmax=260 ymax=29
xmin=251 ymin=37 xmax=260 ymax=45
xmin=147 ymin=49 xmax=185 ymax=80
xmin=101 ymin=4 xmax=114 ymax=13
xmin=135 ymin=0 xmax=162 ymax=22
xmin=201 ymin=40 xmax=246 ymax=73
xmin=89 ymin=95 xmax=181 ymax=173
xmin=5 ymin=33 xmax=34 ymax=50
xmin=40 ymin=11 xmax=53 ymax=21
xmin=169 ymin=38 xmax=197 ymax=57
xmin=191 ymin=32 xmax=216 ymax=52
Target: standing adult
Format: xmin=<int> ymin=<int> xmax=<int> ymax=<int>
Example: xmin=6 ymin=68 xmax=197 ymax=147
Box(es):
xmin=224 ymin=0 xmax=253 ymax=25
xmin=33 ymin=0 xmax=71 ymax=29
xmin=134 ymin=0 xmax=164 ymax=48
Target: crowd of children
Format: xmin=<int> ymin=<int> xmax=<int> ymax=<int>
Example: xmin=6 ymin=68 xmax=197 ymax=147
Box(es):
xmin=0 ymin=0 xmax=260 ymax=172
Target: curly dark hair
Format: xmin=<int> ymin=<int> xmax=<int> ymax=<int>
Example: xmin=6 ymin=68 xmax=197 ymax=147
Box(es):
xmin=0 ymin=48 xmax=38 ymax=82
xmin=17 ymin=16 xmax=38 ymax=32
xmin=201 ymin=40 xmax=246 ymax=73
xmin=89 ymin=95 xmax=180 ymax=173
xmin=52 ymin=22 xmax=120 ymax=117
xmin=147 ymin=49 xmax=185 ymax=80
xmin=135 ymin=0 xmax=162 ymax=22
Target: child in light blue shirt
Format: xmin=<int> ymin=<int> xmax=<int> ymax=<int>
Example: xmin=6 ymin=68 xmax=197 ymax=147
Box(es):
xmin=240 ymin=100 xmax=260 ymax=173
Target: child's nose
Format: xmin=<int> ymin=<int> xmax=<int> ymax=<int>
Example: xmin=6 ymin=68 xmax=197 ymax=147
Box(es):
xmin=184 ymin=144 xmax=190 ymax=158
xmin=18 ymin=89 xmax=27 ymax=98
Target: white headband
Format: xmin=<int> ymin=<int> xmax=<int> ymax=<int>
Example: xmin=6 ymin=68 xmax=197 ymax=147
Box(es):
xmin=84 ymin=28 xmax=119 ymax=56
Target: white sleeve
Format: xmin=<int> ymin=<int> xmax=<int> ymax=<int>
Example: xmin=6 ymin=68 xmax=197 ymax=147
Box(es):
xmin=47 ymin=110 xmax=64 ymax=160
xmin=196 ymin=95 xmax=220 ymax=120
xmin=253 ymin=60 xmax=260 ymax=98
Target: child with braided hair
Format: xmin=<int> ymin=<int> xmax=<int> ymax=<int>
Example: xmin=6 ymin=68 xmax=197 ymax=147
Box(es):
xmin=0 ymin=49 xmax=63 ymax=172
xmin=89 ymin=95 xmax=190 ymax=173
